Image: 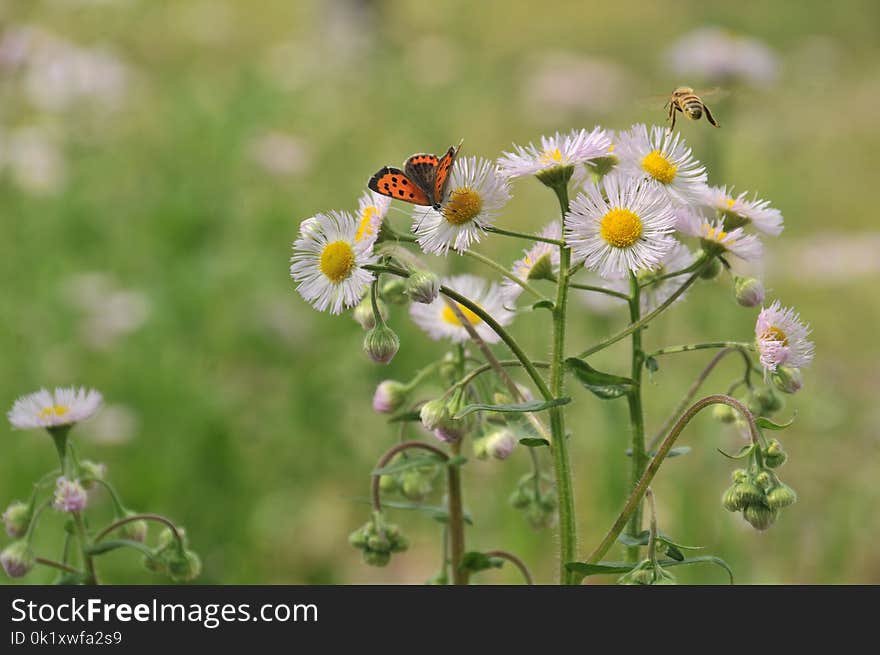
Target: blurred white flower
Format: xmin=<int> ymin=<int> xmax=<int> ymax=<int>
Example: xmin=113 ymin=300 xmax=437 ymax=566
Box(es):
xmin=248 ymin=131 xmax=312 ymax=177
xmin=502 ymin=221 xmax=561 ymax=303
xmin=666 ymin=27 xmax=779 ymax=87
xmin=8 ymin=387 xmax=103 ymax=431
xmin=4 ymin=127 xmax=67 ymax=195
xmin=80 ymin=403 xmax=139 ymax=445
xmin=64 ymin=273 xmax=152 ymax=349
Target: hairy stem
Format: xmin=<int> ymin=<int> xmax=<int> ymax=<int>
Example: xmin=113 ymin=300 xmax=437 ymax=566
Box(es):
xmin=484 ymin=549 xmax=534 ymax=585
xmin=484 ymin=225 xmax=565 ymax=246
xmin=624 ymin=273 xmax=647 ymax=563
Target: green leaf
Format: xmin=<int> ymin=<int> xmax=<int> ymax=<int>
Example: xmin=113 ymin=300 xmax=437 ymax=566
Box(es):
xmin=564 ymin=358 xmax=635 ymax=400
xmin=657 ymin=533 xmax=703 ymax=551
xmin=659 ymin=556 xmax=734 ymax=584
xmin=531 ymin=300 xmax=555 ymax=312
xmin=350 ymin=497 xmax=474 ymax=525
xmin=519 ymin=437 xmax=550 ymax=448
xmin=85 ymin=539 xmax=153 ymax=558
xmin=446 ymin=455 xmax=468 ymax=468
xmin=717 ymin=444 xmax=755 ymax=460
xmin=372 ymin=454 xmax=444 ymax=476
xmin=453 ymin=397 xmax=570 ymax=419
xmin=616 ymin=530 xmax=650 ymax=547
xmin=565 ymin=561 xmax=636 ymax=581
xmin=387 ymin=411 xmax=422 ymax=424
xmin=459 ymin=551 xmax=504 ymax=573
xmin=664 ymin=544 xmax=685 ymax=561
xmin=756 ymin=415 xmax=796 ymax=431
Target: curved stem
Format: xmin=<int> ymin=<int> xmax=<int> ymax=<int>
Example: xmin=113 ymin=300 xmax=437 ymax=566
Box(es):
xmin=462 ymin=250 xmax=548 ymax=302
xmin=370 ymin=441 xmax=449 ymax=512
xmin=577 ymin=263 xmax=708 ymax=359
xmin=484 ymin=549 xmax=534 ymax=585
xmin=484 ymin=225 xmax=565 ymax=246
xmin=647 ymin=342 xmax=755 ymax=359
xmin=84 ymin=478 xmax=126 ymax=516
xmin=646 ymin=347 xmax=755 ymax=452
xmin=568 ymin=282 xmax=630 ymax=301
xmin=640 ymin=257 xmax=707 ymax=287
xmin=35 ymin=557 xmax=79 ymax=575
xmin=95 ymin=513 xmax=182 ymax=544
xmin=584 ymin=394 xmax=759 ymax=565
xmin=453 ymin=360 xmax=550 ymax=392
xmin=645 ymin=489 xmax=658 ymax=564
xmin=624 ymin=273 xmax=647 ymax=563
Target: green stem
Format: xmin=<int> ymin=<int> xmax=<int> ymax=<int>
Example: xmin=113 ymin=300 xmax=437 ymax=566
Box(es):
xmin=48 ymin=427 xmax=71 ymax=474
xmin=484 ymin=225 xmax=565 ymax=246
xmin=447 ymin=441 xmax=467 ymax=585
xmin=84 ymin=478 xmax=126 ymax=516
xmin=647 ymin=342 xmax=755 ymax=358
xmin=584 ymin=394 xmax=759 ymax=565
xmin=568 ymin=282 xmax=630 ymax=301
xmin=640 ymin=257 xmax=707 ymax=287
xmin=95 ymin=513 xmax=183 ymax=544
xmin=73 ymin=512 xmax=98 ymax=584
xmin=462 ymin=250 xmax=548 ymax=302
xmin=624 ymin=273 xmax=647 ymax=563
xmin=453 ymin=360 xmax=550 ymax=393
xmin=483 ymin=549 xmax=534 ymax=585
xmin=35 ymin=557 xmax=79 ymax=575
xmin=576 ymin=264 xmax=708 ymax=359
xmin=645 ymin=489 xmax=658 ymax=564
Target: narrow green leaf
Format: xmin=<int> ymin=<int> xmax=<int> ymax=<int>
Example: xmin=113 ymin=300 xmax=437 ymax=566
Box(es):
xmin=388 ymin=411 xmax=421 ymax=424
xmin=664 ymin=544 xmax=685 ymax=561
xmin=519 ymin=437 xmax=550 ymax=448
xmin=531 ymin=300 xmax=555 ymax=312
xmin=459 ymin=551 xmax=504 ymax=573
xmin=86 ymin=539 xmax=153 ymax=558
xmin=565 ymin=561 xmax=636 ymax=581
xmin=657 ymin=533 xmax=703 ymax=551
xmin=453 ymin=397 xmax=570 ymax=419
xmin=629 ymin=446 xmax=691 ymax=459
xmin=717 ymin=444 xmax=755 ymax=460
xmin=617 ymin=530 xmax=650 ymax=547
xmin=372 ymin=454 xmax=444 ymax=476
xmin=756 ymin=415 xmax=796 ymax=431
xmin=564 ymin=358 xmax=635 ymax=400
xmin=349 ymin=497 xmax=474 ymax=525
xmin=659 ymin=556 xmax=734 ymax=584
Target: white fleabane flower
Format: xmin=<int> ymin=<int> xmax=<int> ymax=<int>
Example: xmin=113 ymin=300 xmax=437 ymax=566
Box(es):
xmin=354 ymin=190 xmax=391 ymax=249
xmin=497 ymin=127 xmax=610 ymax=179
xmin=410 ymin=274 xmax=514 ymax=344
xmin=755 ymin=301 xmax=814 ymax=372
xmin=604 ymin=242 xmax=696 ymax=313
xmin=565 ymin=174 xmax=677 ymax=278
xmin=665 ymin=27 xmax=779 ymax=87
xmin=412 ymin=157 xmax=510 ymax=255
xmin=8 ymin=387 xmax=103 ymax=430
xmin=616 ymin=124 xmax=707 ymax=203
xmin=677 ymin=208 xmax=763 ymax=261
xmin=502 ymin=221 xmax=561 ymax=302
xmin=701 ymin=185 xmax=783 ymax=236
xmin=290 ymin=210 xmax=376 ymax=314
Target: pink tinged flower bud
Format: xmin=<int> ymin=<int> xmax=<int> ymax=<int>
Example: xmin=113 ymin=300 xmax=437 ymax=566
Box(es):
xmin=363 ymin=325 xmax=400 ymax=364
xmin=53 ymin=476 xmax=88 ymax=513
xmin=771 ymin=366 xmax=803 ymax=394
xmin=735 ymin=276 xmax=765 ymax=307
xmin=485 ymin=428 xmax=517 ymax=460
xmin=2 ymin=501 xmax=31 ymax=538
xmin=372 ymin=380 xmax=408 ymax=414
xmin=419 ymin=399 xmax=449 ymax=431
xmin=1 ymin=540 xmax=35 ymax=578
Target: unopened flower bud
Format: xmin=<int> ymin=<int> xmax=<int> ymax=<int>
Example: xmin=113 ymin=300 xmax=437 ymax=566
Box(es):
xmin=734 ymin=479 xmax=765 ymax=507
xmin=119 ymin=513 xmax=148 ymax=543
xmin=735 ymin=277 xmax=765 ymax=307
xmin=713 ymin=404 xmax=736 ymax=424
xmin=53 ymin=477 xmax=88 ymax=513
xmin=78 ymin=460 xmax=107 ymax=490
xmin=753 ymin=387 xmax=783 ymax=415
xmin=743 ymin=503 xmax=777 ymax=531
xmin=400 ymin=471 xmax=432 ymax=501
xmin=1 ymin=540 xmax=35 ymax=578
xmin=353 ymin=296 xmax=388 ymax=330
xmin=372 ymin=380 xmax=409 ymax=414
xmin=364 ymin=550 xmax=391 ymax=567
xmin=509 ymin=487 xmax=531 ymax=509
xmin=698 ymin=256 xmax=722 ymax=280
xmin=363 ymin=325 xmax=399 ymax=364
xmin=405 ymin=270 xmax=440 ymax=304
xmin=527 ymin=253 xmax=556 ymax=282
xmin=618 ymin=562 xmax=655 ymax=585
xmin=381 ymin=278 xmax=408 ymax=305
xmin=763 ymin=440 xmax=787 ymax=469
xmin=472 ymin=436 xmax=489 ymax=460
xmin=168 ymin=550 xmax=202 ymax=582
xmin=535 ymin=163 xmax=574 ymax=189
xmin=755 ymin=471 xmax=774 ymax=490
xmin=722 ymin=485 xmax=744 ymax=512
xmin=419 ymin=399 xmax=449 ymax=431
xmin=2 ymin=501 xmax=31 ymax=538
xmin=378 ymin=474 xmax=398 ymax=494
xmin=485 ymin=428 xmax=517 ymax=460
xmin=771 ymin=366 xmax=803 ymax=394
xmin=766 ymin=483 xmax=797 ymax=509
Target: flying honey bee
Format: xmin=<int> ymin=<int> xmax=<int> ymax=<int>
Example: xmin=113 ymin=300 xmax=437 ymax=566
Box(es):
xmin=664 ymin=86 xmax=725 ymax=132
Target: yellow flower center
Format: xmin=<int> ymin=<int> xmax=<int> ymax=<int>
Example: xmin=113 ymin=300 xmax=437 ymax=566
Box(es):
xmin=540 ymin=148 xmax=564 ymax=165
xmin=39 ymin=405 xmax=70 ymax=419
xmin=704 ymin=224 xmax=728 ymax=241
xmin=442 ymin=187 xmax=482 ymax=226
xmin=641 ymin=150 xmax=678 ymax=184
xmin=355 ymin=206 xmax=379 ymax=242
xmin=441 ymin=303 xmax=483 ymax=327
xmin=319 ymin=240 xmax=356 ymax=283
xmin=762 ymin=326 xmax=789 ymax=346
xmin=607 ymin=144 xmax=616 ymax=153
xmin=725 ymin=197 xmax=736 ymax=209
xmin=600 ymin=208 xmax=643 ymax=248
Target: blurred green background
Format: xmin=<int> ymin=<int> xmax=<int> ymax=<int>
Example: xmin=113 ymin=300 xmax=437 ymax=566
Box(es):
xmin=2 ymin=0 xmax=878 ymax=584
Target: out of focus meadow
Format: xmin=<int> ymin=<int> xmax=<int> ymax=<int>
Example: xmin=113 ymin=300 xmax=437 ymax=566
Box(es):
xmin=2 ymin=0 xmax=879 ymax=584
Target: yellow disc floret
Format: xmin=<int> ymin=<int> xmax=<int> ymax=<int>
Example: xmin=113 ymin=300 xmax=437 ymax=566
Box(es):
xmin=600 ymin=208 xmax=643 ymax=248
xmin=540 ymin=148 xmax=564 ymax=165
xmin=39 ymin=405 xmax=70 ymax=420
xmin=442 ymin=187 xmax=482 ymax=226
xmin=441 ymin=303 xmax=483 ymax=326
xmin=641 ymin=150 xmax=678 ymax=184
xmin=762 ymin=326 xmax=789 ymax=346
xmin=319 ymin=240 xmax=356 ymax=283
xmin=355 ymin=206 xmax=379 ymax=243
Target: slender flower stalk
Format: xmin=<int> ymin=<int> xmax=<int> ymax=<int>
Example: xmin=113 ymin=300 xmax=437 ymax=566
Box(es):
xmin=624 ymin=273 xmax=647 ymax=563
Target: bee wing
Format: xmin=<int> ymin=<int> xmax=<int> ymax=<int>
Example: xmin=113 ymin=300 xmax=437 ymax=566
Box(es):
xmin=695 ymin=87 xmax=731 ymax=100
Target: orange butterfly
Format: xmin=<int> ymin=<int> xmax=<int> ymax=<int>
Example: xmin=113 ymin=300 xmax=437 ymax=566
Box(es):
xmin=368 ymin=142 xmax=462 ymax=210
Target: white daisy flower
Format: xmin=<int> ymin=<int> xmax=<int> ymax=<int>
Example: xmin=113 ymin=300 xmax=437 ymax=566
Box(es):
xmin=616 ymin=124 xmax=707 ymax=203
xmin=290 ymin=210 xmax=377 ymax=314
xmin=502 ymin=221 xmax=561 ymax=302
xmin=412 ymin=157 xmax=510 ymax=255
xmin=572 ymin=134 xmax=619 ymax=188
xmin=755 ymin=301 xmax=814 ymax=372
xmin=354 ymin=190 xmax=391 ymax=249
xmin=564 ymin=174 xmax=677 ymax=278
xmin=702 ymin=185 xmax=783 ymax=236
xmin=677 ymin=207 xmax=763 ymax=261
xmin=497 ymin=127 xmax=610 ymax=179
xmin=604 ymin=242 xmax=697 ymax=313
xmin=410 ymin=274 xmax=514 ymax=344
xmin=8 ymin=387 xmax=103 ymax=430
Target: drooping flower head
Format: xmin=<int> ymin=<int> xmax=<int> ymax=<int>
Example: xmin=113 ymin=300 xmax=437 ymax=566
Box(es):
xmin=702 ymin=185 xmax=783 ymax=236
xmin=412 ymin=157 xmax=510 ymax=255
xmin=616 ymin=124 xmax=707 ymax=204
xmin=410 ymin=274 xmax=514 ymax=344
xmin=8 ymin=387 xmax=102 ymax=431
xmin=497 ymin=127 xmax=610 ymax=180
xmin=565 ymin=174 xmax=677 ymax=278
xmin=755 ymin=301 xmax=814 ymax=372
xmin=290 ymin=210 xmax=377 ymax=314
xmin=354 ymin=190 xmax=392 ymax=250
xmin=53 ymin=476 xmax=88 ymax=513
xmin=502 ymin=221 xmax=561 ymax=302
xmin=676 ymin=208 xmax=763 ymax=261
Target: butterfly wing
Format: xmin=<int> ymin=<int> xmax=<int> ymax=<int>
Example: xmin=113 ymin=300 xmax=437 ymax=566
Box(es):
xmin=368 ymin=167 xmax=432 ymax=206
xmin=433 ymin=143 xmax=461 ymax=204
xmin=403 ymin=154 xmax=441 ymax=207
